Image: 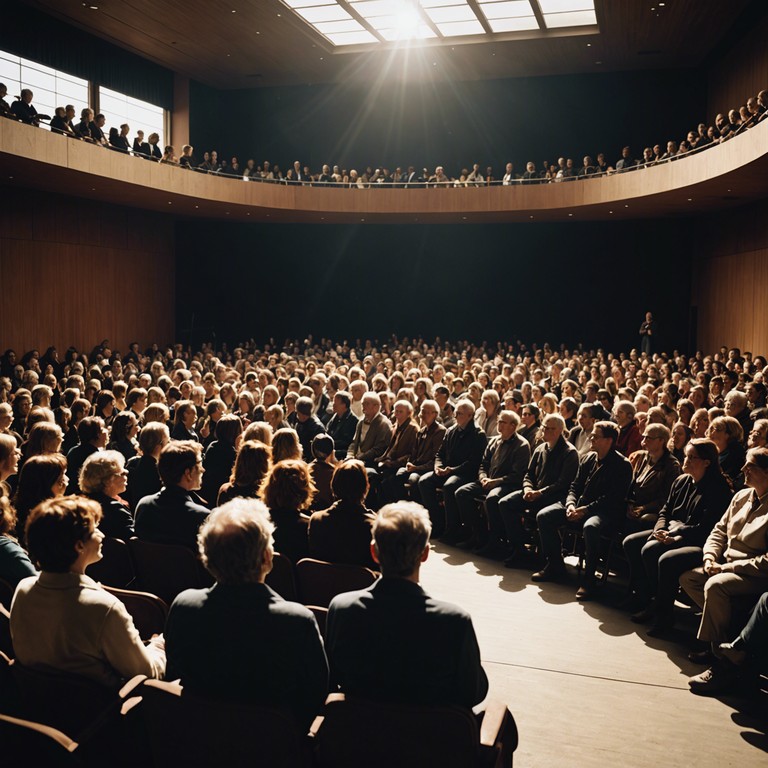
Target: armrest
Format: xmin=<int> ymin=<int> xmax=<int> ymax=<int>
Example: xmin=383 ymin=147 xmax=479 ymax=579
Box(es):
xmin=478 ymin=700 xmax=508 ymax=748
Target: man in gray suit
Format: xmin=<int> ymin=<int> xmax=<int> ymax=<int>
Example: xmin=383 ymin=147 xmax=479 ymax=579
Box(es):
xmin=346 ymin=392 xmax=393 ymax=468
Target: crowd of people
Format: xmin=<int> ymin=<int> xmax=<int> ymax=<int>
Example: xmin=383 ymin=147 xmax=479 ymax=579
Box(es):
xmin=0 ymin=335 xmax=767 ymax=712
xmin=2 ymin=80 xmax=767 ymax=186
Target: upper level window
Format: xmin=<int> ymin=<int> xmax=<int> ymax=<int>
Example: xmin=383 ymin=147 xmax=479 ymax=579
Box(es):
xmin=0 ymin=49 xmax=89 ymax=125
xmin=98 ymin=86 xmax=166 ymax=146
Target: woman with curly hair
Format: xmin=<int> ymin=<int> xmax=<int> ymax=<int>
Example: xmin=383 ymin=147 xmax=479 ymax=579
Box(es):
xmin=259 ymin=459 xmax=315 ymax=562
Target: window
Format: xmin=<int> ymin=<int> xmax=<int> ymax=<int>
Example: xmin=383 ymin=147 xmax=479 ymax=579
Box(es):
xmin=98 ymin=86 xmax=166 ymax=147
xmin=0 ymin=49 xmax=89 ymax=126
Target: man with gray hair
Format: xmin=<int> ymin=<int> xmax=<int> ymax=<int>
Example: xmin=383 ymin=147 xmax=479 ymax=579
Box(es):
xmin=164 ymin=498 xmax=328 ymax=730
xmin=417 ymin=399 xmax=487 ymax=542
xmin=326 ymin=502 xmax=488 ymax=708
xmin=346 ymin=391 xmax=393 ymax=467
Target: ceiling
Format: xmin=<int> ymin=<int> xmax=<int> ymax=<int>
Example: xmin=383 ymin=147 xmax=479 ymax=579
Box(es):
xmin=17 ymin=0 xmax=755 ymax=89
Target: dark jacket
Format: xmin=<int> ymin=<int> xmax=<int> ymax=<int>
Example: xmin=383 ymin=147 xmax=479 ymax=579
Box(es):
xmin=326 ymin=578 xmax=488 ymax=708
xmin=135 ymin=485 xmax=210 ymax=550
xmin=201 ymin=440 xmax=237 ymax=506
xmin=295 ymin=415 xmax=327 ymax=462
xmin=165 ymin=582 xmax=328 ymax=731
xmin=66 ymin=442 xmax=99 ymax=494
xmin=566 ymin=449 xmax=633 ymax=525
xmin=126 ymin=454 xmax=162 ymax=509
xmin=379 ymin=420 xmax=419 ymax=469
xmin=434 ymin=423 xmax=487 ymax=479
xmin=308 ymin=500 xmax=377 ymax=568
xmin=89 ymin=491 xmax=134 ymax=541
xmin=524 ymin=436 xmax=580 ymax=505
xmin=626 ymin=450 xmax=681 ymax=518
xmin=653 ymin=472 xmax=734 ymax=547
xmin=478 ymin=433 xmax=530 ymax=487
xmin=327 ymin=410 xmax=359 ymax=459
xmin=270 ymin=508 xmax=310 ymax=563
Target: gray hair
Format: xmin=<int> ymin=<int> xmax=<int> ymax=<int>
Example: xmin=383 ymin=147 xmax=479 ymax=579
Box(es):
xmin=373 ymin=502 xmax=431 ymax=577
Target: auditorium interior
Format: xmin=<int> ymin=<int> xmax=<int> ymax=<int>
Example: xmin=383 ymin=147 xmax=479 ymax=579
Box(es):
xmin=1 ymin=0 xmax=768 ymax=765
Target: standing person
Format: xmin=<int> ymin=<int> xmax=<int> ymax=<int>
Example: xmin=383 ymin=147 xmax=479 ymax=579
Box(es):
xmin=639 ymin=312 xmax=655 ymax=356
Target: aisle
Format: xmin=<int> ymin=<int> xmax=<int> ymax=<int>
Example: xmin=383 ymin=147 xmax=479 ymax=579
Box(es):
xmin=419 ymin=544 xmax=768 ymax=768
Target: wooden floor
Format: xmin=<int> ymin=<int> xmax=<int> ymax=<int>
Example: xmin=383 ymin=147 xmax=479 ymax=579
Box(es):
xmin=420 ymin=544 xmax=768 ymax=768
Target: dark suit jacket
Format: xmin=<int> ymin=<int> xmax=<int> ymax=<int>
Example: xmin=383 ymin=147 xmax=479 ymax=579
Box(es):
xmin=567 ymin=449 xmax=633 ymax=525
xmin=270 ymin=508 xmax=310 ymax=563
xmin=327 ymin=410 xmax=358 ymax=459
xmin=434 ymin=423 xmax=487 ymax=479
xmin=308 ymin=500 xmax=376 ymax=568
xmin=133 ymin=139 xmax=151 ymax=157
xmin=165 ymin=582 xmax=328 ymax=731
xmin=379 ymin=420 xmax=418 ymax=469
xmin=326 ymin=578 xmax=488 ymax=708
xmin=89 ymin=492 xmax=134 ymax=541
xmin=126 ymin=454 xmax=162 ymax=509
xmin=524 ymin=436 xmax=579 ymax=506
xmin=66 ymin=442 xmax=99 ymax=494
xmin=201 ymin=440 xmax=237 ymax=506
xmin=478 ymin=433 xmax=530 ymax=487
xmin=134 ymin=485 xmax=209 ymax=550
xmin=296 ymin=415 xmax=327 ymax=461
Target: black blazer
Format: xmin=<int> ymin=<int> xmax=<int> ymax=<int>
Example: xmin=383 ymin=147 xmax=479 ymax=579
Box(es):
xmin=135 ymin=485 xmax=209 ymax=550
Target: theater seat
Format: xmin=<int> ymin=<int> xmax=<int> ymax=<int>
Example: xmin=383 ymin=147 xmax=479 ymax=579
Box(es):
xmin=86 ymin=536 xmax=135 ymax=589
xmin=265 ymin=551 xmax=297 ymax=601
xmin=101 ymin=586 xmax=168 ymax=642
xmin=127 ymin=539 xmax=213 ymax=605
xmin=312 ymin=693 xmax=518 ymax=768
xmin=294 ymin=558 xmax=378 ymax=608
xmin=136 ymin=678 xmax=311 ymax=767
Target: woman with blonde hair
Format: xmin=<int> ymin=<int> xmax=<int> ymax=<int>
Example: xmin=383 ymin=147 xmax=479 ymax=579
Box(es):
xmin=707 ymin=415 xmax=745 ymax=490
xmin=271 ymin=428 xmax=302 ymax=464
xmin=80 ymin=450 xmax=134 ymax=541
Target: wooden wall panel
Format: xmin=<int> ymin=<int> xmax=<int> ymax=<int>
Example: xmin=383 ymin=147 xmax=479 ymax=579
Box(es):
xmin=0 ymin=188 xmax=175 ymax=356
xmin=707 ymin=12 xmax=768 ymax=118
xmin=692 ymin=198 xmax=768 ymax=354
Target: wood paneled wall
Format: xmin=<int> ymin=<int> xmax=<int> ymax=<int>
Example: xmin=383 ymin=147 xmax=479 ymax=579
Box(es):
xmin=707 ymin=11 xmax=768 ymax=118
xmin=692 ymin=199 xmax=768 ymax=354
xmin=0 ymin=187 xmax=175 ymax=356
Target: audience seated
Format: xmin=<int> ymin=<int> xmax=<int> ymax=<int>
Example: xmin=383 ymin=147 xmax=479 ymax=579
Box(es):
xmin=164 ymin=498 xmax=327 ymax=731
xmin=308 ymin=460 xmax=377 ymax=569
xmin=11 ymin=496 xmax=165 ymax=687
xmin=13 ymin=454 xmax=68 ymax=543
xmin=134 ymin=440 xmax=209 ymax=550
xmin=308 ymin=434 xmax=336 ymax=511
xmin=346 ymin=392 xmax=392 ymax=467
xmin=66 ymin=416 xmax=107 ymax=494
xmin=125 ymin=422 xmax=169 ymax=508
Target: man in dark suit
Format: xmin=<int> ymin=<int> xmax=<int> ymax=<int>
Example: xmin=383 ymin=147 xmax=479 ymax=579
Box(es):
xmin=135 ymin=440 xmax=209 ymax=550
xmin=132 ymin=129 xmax=150 ymax=158
xmin=326 ymin=391 xmax=358 ymax=459
xmin=295 ymin=396 xmax=327 ymax=461
xmin=10 ymin=88 xmax=39 ymax=125
xmin=326 ymin=501 xmax=487 ymax=708
xmin=165 ymin=498 xmax=328 ymax=731
xmin=533 ymin=421 xmax=632 ymax=600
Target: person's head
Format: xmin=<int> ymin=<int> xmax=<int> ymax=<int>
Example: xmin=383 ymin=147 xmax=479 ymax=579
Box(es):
xmin=79 ymin=450 xmax=126 ymax=497
xmin=230 ymin=439 xmax=272 ymax=488
xmin=295 ymin=396 xmax=314 ymax=422
xmin=669 ymin=421 xmax=692 ymax=453
xmin=24 ymin=421 xmax=63 ymax=457
xmin=613 ymin=400 xmax=636 ymax=427
xmin=496 ymin=409 xmax=520 ymax=441
xmin=541 ymin=413 xmax=566 ymax=446
xmin=455 ymin=399 xmax=476 ymax=429
xmin=706 ymin=415 xmax=743 ymax=451
xmin=260 ymin=459 xmax=315 ymax=512
xmin=690 ymin=407 xmax=710 ymax=438
xmin=126 ymin=387 xmax=148 ymax=413
xmin=26 ymin=496 xmax=103 ymax=573
xmin=724 ymin=389 xmax=747 ymax=418
xmin=742 ymin=447 xmax=768 ymax=493
xmin=331 ymin=459 xmax=369 ymax=503
xmin=311 ymin=434 xmax=335 ymax=462
xmin=576 ymin=403 xmax=598 ymax=432
xmin=138 ymin=421 xmax=170 ymax=458
xmin=78 ymin=416 xmax=108 ymax=447
xmin=590 ymin=421 xmax=618 ymax=458
xmin=392 ymin=399 xmax=414 ymax=427
xmin=110 ymin=411 xmax=139 ymax=445
xmin=174 ymin=400 xmax=197 ymax=429
xmin=333 ymin=390 xmax=352 ymax=415
xmin=198 ymin=498 xmax=274 ymax=584
xmin=480 ymin=389 xmax=500 ymax=416
xmin=682 ymin=438 xmax=720 ymax=483
xmin=215 ymin=413 xmax=243 ymax=448
xmin=641 ymin=423 xmax=670 ymax=459
xmin=419 ymin=399 xmax=439 ymax=427
xmin=14 ymin=454 xmax=69 ymax=519
xmin=361 ymin=391 xmax=381 ymax=421
xmin=158 ymin=440 xmax=203 ymax=488
xmin=0 ymin=432 xmax=20 ymax=482
xmin=748 ymin=418 xmax=768 ymax=449
xmin=371 ymin=502 xmax=431 ymax=579
xmin=271 ymin=428 xmax=302 ymax=463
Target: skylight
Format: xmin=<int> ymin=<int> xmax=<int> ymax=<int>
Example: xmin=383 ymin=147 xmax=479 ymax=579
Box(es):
xmin=279 ymin=0 xmax=597 ymax=48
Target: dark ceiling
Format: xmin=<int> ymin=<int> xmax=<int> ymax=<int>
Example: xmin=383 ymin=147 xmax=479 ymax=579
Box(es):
xmin=18 ymin=0 xmax=756 ymax=89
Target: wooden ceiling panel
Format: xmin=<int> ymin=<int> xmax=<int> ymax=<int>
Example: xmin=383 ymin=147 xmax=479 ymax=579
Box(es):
xmin=16 ymin=0 xmax=756 ymax=89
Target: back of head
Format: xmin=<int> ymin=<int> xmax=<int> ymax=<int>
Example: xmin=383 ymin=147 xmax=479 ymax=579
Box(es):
xmin=158 ymin=440 xmax=202 ymax=486
xmin=331 ymin=459 xmax=368 ymax=503
xmin=373 ymin=502 xmax=431 ymax=578
xmin=26 ymin=496 xmax=102 ymax=573
xmin=78 ymin=416 xmax=104 ymax=444
xmin=215 ymin=414 xmax=243 ymax=447
xmin=198 ymin=498 xmax=273 ymax=584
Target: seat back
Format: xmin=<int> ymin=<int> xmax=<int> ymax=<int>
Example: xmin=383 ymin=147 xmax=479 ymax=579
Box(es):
xmin=127 ymin=538 xmax=212 ymax=605
xmin=11 ymin=663 xmax=118 ymax=741
xmin=138 ymin=679 xmax=308 ymax=767
xmin=86 ymin=536 xmax=135 ymax=588
xmin=313 ymin=695 xmax=481 ymax=768
xmin=265 ymin=552 xmax=297 ymax=601
xmin=102 ymin=586 xmax=168 ymax=641
xmin=295 ymin=558 xmax=378 ymax=608
xmin=307 ymin=605 xmax=328 ymax=638
xmin=0 ymin=713 xmax=82 ymax=767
